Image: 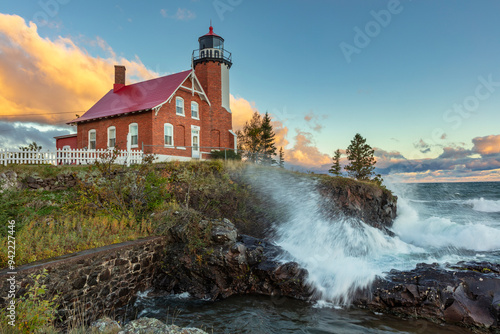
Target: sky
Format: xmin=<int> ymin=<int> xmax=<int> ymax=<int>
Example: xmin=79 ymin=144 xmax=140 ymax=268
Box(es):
xmin=0 ymin=0 xmax=500 ymax=182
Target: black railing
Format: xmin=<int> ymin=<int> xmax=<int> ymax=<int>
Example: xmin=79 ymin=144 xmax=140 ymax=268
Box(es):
xmin=192 ymin=49 xmax=232 ymax=67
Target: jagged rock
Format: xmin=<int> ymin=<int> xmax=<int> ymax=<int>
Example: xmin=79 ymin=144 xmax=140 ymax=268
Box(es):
xmin=317 ymin=178 xmax=397 ymax=235
xmin=20 ymin=173 xmax=78 ymax=191
xmin=91 ymin=316 xmax=121 ymax=332
xmin=118 ymin=317 xmax=207 ymax=334
xmin=353 ymin=262 xmax=500 ymax=331
xmin=0 ymin=171 xmax=18 ymax=192
xmin=154 ymin=218 xmax=311 ymax=301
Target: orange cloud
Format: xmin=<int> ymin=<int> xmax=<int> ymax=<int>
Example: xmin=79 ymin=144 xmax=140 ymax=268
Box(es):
xmin=230 ymin=95 xmax=258 ymax=131
xmin=472 ymin=135 xmax=500 ymax=155
xmin=0 ymin=13 xmax=157 ymax=125
xmin=286 ymin=130 xmax=331 ymax=167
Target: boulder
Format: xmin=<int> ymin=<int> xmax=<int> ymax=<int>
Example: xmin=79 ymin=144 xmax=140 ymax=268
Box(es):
xmin=154 ymin=218 xmax=311 ymax=301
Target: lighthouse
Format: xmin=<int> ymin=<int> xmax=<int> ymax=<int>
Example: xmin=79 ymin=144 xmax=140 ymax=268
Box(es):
xmin=192 ymin=25 xmax=235 ymax=149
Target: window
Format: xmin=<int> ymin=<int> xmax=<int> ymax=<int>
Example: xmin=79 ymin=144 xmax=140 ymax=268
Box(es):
xmin=88 ymin=129 xmax=96 ymax=150
xmin=176 ymin=97 xmax=184 ymax=116
xmin=164 ymin=123 xmax=174 ymax=146
xmin=129 ymin=123 xmax=138 ymax=147
xmin=191 ymin=102 xmax=199 ymax=119
xmin=108 ymin=126 xmax=116 ymax=148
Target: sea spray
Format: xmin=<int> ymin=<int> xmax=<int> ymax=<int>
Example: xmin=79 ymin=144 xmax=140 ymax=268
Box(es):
xmin=243 ymin=167 xmax=417 ymax=304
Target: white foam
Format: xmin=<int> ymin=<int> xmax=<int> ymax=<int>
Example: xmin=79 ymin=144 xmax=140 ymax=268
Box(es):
xmin=466 ymin=198 xmax=500 ymax=213
xmin=393 ymin=198 xmax=500 ymax=251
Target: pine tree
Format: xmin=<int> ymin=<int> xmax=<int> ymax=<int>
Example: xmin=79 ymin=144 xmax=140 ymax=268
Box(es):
xmin=278 ymin=147 xmax=285 ymax=168
xmin=259 ymin=112 xmax=277 ymax=165
xmin=329 ymin=149 xmax=342 ymax=176
xmin=345 ymin=133 xmax=376 ymax=181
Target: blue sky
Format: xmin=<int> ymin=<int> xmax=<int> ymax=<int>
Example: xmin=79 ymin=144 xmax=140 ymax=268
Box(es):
xmin=1 ymin=0 xmax=500 ymax=182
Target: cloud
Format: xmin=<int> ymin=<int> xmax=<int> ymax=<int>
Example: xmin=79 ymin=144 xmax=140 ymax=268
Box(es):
xmin=160 ymin=8 xmax=196 ymax=21
xmin=0 ymin=121 xmax=73 ymax=150
xmin=286 ymin=130 xmax=331 ymax=167
xmin=230 ymin=95 xmax=258 ymax=132
xmin=0 ymin=13 xmax=157 ymax=125
xmin=413 ymin=139 xmax=431 ymax=154
xmin=472 ymin=134 xmax=500 ymax=155
xmin=303 ymin=111 xmax=327 ymax=132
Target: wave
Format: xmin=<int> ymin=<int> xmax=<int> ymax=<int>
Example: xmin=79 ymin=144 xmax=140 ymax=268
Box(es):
xmin=465 ymin=198 xmax=500 ymax=213
xmin=393 ymin=199 xmax=500 ymax=251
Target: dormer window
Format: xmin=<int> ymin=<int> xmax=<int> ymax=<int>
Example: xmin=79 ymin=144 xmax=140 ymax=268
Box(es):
xmin=176 ymin=97 xmax=184 ymax=116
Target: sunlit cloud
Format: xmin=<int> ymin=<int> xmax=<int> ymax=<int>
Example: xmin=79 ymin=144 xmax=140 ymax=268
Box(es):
xmin=0 ymin=13 xmax=157 ymax=125
xmin=472 ymin=134 xmax=500 ymax=156
xmin=287 ymin=130 xmax=331 ymax=167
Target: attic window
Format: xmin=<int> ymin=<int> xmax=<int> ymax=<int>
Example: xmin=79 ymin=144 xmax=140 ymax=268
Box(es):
xmin=176 ymin=97 xmax=184 ymax=116
xmin=89 ymin=129 xmax=96 ymax=150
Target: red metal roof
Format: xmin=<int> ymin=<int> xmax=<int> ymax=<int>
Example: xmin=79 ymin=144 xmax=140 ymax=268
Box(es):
xmin=69 ymin=70 xmax=192 ymax=124
xmin=204 ymin=25 xmax=221 ymax=38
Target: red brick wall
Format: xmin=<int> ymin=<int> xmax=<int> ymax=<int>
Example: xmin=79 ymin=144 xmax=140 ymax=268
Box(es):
xmin=151 ymin=83 xmax=206 ymax=157
xmin=76 ymin=111 xmax=152 ymax=151
xmin=55 ymin=136 xmax=77 ymax=150
xmin=194 ymin=61 xmax=234 ymax=149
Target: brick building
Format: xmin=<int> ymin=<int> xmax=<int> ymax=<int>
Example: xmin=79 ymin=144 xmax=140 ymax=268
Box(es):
xmin=59 ymin=26 xmax=235 ymax=160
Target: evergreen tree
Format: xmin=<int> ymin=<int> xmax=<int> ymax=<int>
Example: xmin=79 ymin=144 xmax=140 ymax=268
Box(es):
xmin=238 ymin=111 xmax=262 ymax=163
xmin=259 ymin=112 xmax=277 ymax=165
xmin=329 ymin=149 xmax=342 ymax=176
xmin=278 ymin=147 xmax=285 ymax=168
xmin=345 ymin=133 xmax=376 ymax=181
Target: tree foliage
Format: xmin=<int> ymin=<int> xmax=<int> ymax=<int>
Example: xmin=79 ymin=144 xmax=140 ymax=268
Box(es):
xmin=19 ymin=141 xmax=42 ymax=151
xmin=260 ymin=112 xmax=277 ymax=165
xmin=329 ymin=149 xmax=342 ymax=176
xmin=278 ymin=147 xmax=285 ymax=168
xmin=237 ymin=111 xmax=278 ymax=165
xmin=345 ymin=133 xmax=376 ymax=181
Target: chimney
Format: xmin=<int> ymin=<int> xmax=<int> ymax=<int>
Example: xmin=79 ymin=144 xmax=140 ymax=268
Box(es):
xmin=114 ymin=65 xmax=126 ymax=92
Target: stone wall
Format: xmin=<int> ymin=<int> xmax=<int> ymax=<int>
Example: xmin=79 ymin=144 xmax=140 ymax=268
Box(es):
xmin=0 ymin=236 xmax=166 ymax=327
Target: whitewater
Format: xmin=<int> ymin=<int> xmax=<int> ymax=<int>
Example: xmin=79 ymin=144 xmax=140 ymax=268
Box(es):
xmin=245 ymin=169 xmax=500 ymax=305
xmin=133 ymin=172 xmax=500 ymax=333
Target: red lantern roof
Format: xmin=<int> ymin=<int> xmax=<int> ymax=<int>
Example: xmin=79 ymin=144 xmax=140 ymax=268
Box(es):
xmin=204 ymin=25 xmax=221 ymax=37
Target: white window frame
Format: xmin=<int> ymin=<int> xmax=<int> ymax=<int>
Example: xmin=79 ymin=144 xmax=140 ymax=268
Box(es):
xmin=107 ymin=126 xmax=116 ymax=148
xmin=176 ymin=97 xmax=185 ymax=116
xmin=191 ymin=101 xmax=199 ymax=119
xmin=164 ymin=123 xmax=174 ymax=147
xmin=88 ymin=129 xmax=96 ymax=150
xmin=129 ymin=123 xmax=138 ymax=148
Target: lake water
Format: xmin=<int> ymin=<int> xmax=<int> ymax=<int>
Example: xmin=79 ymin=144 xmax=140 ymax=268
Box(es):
xmin=131 ymin=180 xmax=500 ymax=333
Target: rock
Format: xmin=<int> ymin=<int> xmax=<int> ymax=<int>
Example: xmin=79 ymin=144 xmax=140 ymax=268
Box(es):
xmin=317 ymin=178 xmax=397 ymax=234
xmin=0 ymin=171 xmax=18 ymax=193
xmin=353 ymin=261 xmax=500 ymax=331
xmin=91 ymin=316 xmax=121 ymax=332
xmin=20 ymin=173 xmax=78 ymax=191
xmin=118 ymin=317 xmax=207 ymax=334
xmin=153 ymin=219 xmax=311 ymax=301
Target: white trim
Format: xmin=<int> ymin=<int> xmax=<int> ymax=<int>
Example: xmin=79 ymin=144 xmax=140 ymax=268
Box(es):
xmin=88 ymin=129 xmax=96 ymax=150
xmin=176 ymin=147 xmax=187 ymax=150
xmin=191 ymin=101 xmax=200 ymax=120
xmin=107 ymin=126 xmax=116 ymax=148
xmin=129 ymin=123 xmax=139 ymax=148
xmin=190 ymin=71 xmax=211 ymax=106
xmin=176 ymin=96 xmax=185 ymax=116
xmin=164 ymin=123 xmax=174 ymax=147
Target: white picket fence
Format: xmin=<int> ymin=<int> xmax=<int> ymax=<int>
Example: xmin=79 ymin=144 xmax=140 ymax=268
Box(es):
xmin=0 ymin=148 xmax=143 ymax=166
